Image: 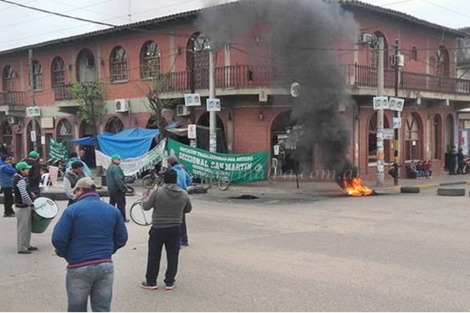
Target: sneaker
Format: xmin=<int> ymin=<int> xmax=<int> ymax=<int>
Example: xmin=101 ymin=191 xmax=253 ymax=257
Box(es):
xmin=18 ymin=250 xmax=32 ymax=254
xmin=140 ymin=282 xmax=158 ymax=290
xmin=165 ymin=283 xmax=175 ymax=291
xmin=180 ymin=242 xmax=189 ymax=247
xmin=28 ymin=246 xmax=38 ymax=251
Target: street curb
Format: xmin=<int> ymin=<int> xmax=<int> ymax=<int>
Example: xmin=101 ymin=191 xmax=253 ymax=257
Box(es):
xmin=388 ymin=179 xmax=470 ymax=192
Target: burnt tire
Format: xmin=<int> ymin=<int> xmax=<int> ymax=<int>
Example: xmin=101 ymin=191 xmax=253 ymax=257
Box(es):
xmin=437 ymin=188 xmax=465 ymax=196
xmin=190 ymin=186 xmax=208 ymax=194
xmin=400 ymin=187 xmax=420 ymax=194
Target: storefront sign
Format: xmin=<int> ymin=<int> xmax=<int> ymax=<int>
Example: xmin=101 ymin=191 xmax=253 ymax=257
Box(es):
xmin=168 ymin=139 xmax=268 ymax=184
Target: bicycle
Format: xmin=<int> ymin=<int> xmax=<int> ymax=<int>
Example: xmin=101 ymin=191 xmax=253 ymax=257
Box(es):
xmin=142 ymin=168 xmax=165 ymax=189
xmin=129 ymin=198 xmax=153 ymax=226
xmin=200 ymin=171 xmax=231 ymax=191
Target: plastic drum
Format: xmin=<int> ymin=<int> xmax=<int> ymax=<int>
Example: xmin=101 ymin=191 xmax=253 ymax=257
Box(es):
xmin=31 ymin=197 xmax=59 ymax=234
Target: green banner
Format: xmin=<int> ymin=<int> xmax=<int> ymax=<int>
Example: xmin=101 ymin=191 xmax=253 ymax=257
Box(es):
xmin=49 ymin=139 xmax=68 ymax=161
xmin=167 ymin=139 xmax=268 ymax=184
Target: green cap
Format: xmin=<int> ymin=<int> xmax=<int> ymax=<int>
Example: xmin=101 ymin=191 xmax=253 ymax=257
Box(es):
xmin=29 ymin=151 xmax=39 ymax=158
xmin=111 ymin=154 xmax=121 ymax=160
xmin=16 ymin=161 xmax=32 ymax=171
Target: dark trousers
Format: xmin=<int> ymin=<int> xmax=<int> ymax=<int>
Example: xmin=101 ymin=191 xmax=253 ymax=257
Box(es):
xmin=181 ymin=214 xmax=188 ymax=244
xmin=3 ymin=187 xmax=13 ymax=215
xmin=109 ymin=190 xmax=126 ymax=220
xmin=145 ymin=226 xmax=180 ymax=286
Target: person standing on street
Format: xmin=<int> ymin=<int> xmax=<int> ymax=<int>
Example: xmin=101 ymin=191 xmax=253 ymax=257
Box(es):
xmin=13 ymin=161 xmax=37 ymax=254
xmin=52 ymin=177 xmax=128 ymax=312
xmin=168 ymin=155 xmax=192 ymax=247
xmin=141 ymin=169 xmax=192 ymax=291
xmin=106 ymin=154 xmax=128 ymax=222
xmin=24 ymin=151 xmax=42 ymax=196
xmin=1 ymin=156 xmax=16 ymax=217
xmin=63 ymin=161 xmax=86 ymax=206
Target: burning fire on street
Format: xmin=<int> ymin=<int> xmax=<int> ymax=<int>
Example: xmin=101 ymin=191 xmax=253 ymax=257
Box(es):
xmin=342 ymin=178 xmax=375 ymax=197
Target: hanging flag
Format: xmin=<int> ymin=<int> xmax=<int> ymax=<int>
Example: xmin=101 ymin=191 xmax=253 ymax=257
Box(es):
xmin=49 ymin=139 xmax=68 ymax=162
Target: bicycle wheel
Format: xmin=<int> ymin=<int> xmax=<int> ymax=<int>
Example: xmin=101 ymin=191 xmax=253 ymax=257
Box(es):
xmin=200 ymin=173 xmax=212 ymax=189
xmin=217 ymin=175 xmax=231 ymax=191
xmin=142 ymin=176 xmax=155 ymax=189
xmin=129 ymin=200 xmax=153 ymax=226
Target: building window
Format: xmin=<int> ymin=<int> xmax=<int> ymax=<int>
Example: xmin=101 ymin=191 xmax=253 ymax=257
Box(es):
xmin=410 ymin=47 xmax=418 ymax=61
xmin=2 ymin=65 xmax=14 ymax=91
xmin=369 ymin=32 xmax=389 ymax=68
xmin=105 ymin=116 xmax=124 ymax=134
xmin=436 ymin=46 xmax=450 ymax=77
xmin=51 ymin=57 xmax=66 ymax=87
xmin=110 ymin=46 xmax=128 ymax=82
xmin=32 ymin=60 xmax=43 ymax=90
xmin=405 ymin=113 xmax=421 ymax=161
xmin=187 ymin=33 xmax=210 ymax=90
xmin=140 ymin=41 xmax=161 ymax=79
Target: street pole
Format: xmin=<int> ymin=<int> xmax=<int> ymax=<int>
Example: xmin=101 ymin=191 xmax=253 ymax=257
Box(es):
xmin=209 ymin=49 xmax=217 ymax=153
xmin=376 ymin=37 xmax=385 ymax=187
xmin=393 ymin=39 xmax=400 ymax=186
xmin=28 ymin=48 xmax=39 ymax=152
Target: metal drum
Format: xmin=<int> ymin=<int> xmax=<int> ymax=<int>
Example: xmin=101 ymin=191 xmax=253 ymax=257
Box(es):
xmin=31 ymin=197 xmax=59 ymax=234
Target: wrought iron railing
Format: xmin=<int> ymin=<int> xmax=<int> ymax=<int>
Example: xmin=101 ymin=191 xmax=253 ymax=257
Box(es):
xmin=0 ymin=91 xmax=25 ymax=106
xmin=54 ymin=84 xmax=74 ymax=101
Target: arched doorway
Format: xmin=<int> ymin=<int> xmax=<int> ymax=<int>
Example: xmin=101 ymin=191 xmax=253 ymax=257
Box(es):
xmin=79 ymin=120 xmax=96 ymax=168
xmin=1 ymin=121 xmax=12 ymax=145
xmin=370 ymin=31 xmax=390 ymax=68
xmin=105 ymin=117 xmax=124 ymax=134
xmin=432 ymin=114 xmax=442 ymax=160
xmin=57 ymin=119 xmax=73 ymax=152
xmin=197 ymin=112 xmax=226 ymax=152
xmin=404 ymin=112 xmax=423 ymax=161
xmin=76 ymin=48 xmax=96 ymax=83
xmin=446 ymin=114 xmax=455 ymax=152
xmin=368 ymin=112 xmax=391 ymax=165
xmin=270 ymin=110 xmax=298 ymax=173
xmin=436 ymin=46 xmax=450 ymax=77
xmin=26 ymin=120 xmax=42 ymax=154
xmin=187 ymin=33 xmax=210 ymax=90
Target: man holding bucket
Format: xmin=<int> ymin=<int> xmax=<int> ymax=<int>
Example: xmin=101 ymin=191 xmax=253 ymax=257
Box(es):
xmin=52 ymin=177 xmax=128 ymax=312
xmin=13 ymin=161 xmax=37 ymax=254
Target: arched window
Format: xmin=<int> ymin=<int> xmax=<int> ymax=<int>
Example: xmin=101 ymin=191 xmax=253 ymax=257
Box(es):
xmin=187 ymin=33 xmax=210 ymax=90
xmin=76 ymin=49 xmax=96 ymax=83
xmin=105 ymin=117 xmax=124 ymax=134
xmin=51 ymin=57 xmax=66 ymax=87
xmin=32 ymin=60 xmax=43 ymax=90
xmin=405 ymin=113 xmax=422 ymax=160
xmin=432 ymin=114 xmax=442 ymax=160
xmin=110 ymin=46 xmax=128 ymax=82
xmin=2 ymin=65 xmax=15 ymax=91
xmin=410 ymin=47 xmax=418 ymax=61
xmin=140 ymin=41 xmax=161 ymax=79
xmin=369 ymin=32 xmax=389 ymax=68
xmin=57 ymin=119 xmax=73 ymax=152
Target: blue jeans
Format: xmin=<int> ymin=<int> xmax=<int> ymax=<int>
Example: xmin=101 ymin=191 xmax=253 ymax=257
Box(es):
xmin=66 ymin=262 xmax=114 ymax=312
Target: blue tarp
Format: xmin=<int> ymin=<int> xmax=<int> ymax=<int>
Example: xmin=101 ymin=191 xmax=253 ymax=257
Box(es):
xmin=97 ymin=128 xmax=160 ymax=159
xmin=68 ymin=136 xmax=95 ymax=146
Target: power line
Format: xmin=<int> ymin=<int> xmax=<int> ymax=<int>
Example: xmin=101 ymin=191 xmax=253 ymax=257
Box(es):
xmin=0 ymin=0 xmax=117 ymax=27
xmin=421 ymin=0 xmax=470 ymax=22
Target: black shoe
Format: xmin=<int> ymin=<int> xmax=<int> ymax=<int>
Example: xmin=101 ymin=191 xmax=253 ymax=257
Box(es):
xmin=28 ymin=246 xmax=38 ymax=251
xmin=140 ymin=282 xmax=158 ymax=290
xmin=3 ymin=213 xmax=14 ymax=217
xmin=165 ymin=283 xmax=175 ymax=291
xmin=18 ymin=250 xmax=32 ymax=254
xmin=180 ymin=242 xmax=189 ymax=247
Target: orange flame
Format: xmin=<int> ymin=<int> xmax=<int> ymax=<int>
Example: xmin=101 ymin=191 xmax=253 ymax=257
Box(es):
xmin=343 ymin=178 xmax=374 ymax=197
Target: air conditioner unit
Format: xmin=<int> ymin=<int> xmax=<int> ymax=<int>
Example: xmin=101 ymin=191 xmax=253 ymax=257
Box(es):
xmin=360 ymin=33 xmax=374 ymax=43
xmin=176 ymin=104 xmax=190 ymax=116
xmin=26 ymin=106 xmax=41 ymax=117
xmin=114 ymin=99 xmax=130 ymax=113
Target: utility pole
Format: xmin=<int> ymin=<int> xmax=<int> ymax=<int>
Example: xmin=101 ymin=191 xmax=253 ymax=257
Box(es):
xmin=376 ymin=37 xmax=385 ymax=187
xmin=28 ymin=48 xmax=38 ymax=152
xmin=393 ymin=39 xmax=400 ymax=186
xmin=209 ymin=48 xmax=217 ymax=153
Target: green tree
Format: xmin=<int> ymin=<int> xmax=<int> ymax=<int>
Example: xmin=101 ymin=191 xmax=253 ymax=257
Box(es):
xmin=68 ymin=81 xmax=107 ymax=138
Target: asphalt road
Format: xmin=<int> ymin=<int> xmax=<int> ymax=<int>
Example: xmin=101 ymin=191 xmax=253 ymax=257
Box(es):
xmin=1 ymin=186 xmax=470 ymax=311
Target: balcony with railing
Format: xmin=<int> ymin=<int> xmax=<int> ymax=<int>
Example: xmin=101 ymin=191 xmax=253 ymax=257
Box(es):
xmin=0 ymin=91 xmax=25 ymax=106
xmin=54 ymin=84 xmax=74 ymax=101
xmin=346 ymin=64 xmax=470 ymax=95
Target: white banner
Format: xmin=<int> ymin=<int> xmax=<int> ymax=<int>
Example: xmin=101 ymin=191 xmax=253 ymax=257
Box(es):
xmin=96 ymin=139 xmax=166 ymax=176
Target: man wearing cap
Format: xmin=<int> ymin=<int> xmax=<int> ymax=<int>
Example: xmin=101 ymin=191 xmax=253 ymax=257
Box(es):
xmin=52 ymin=177 xmax=128 ymax=312
xmin=13 ymin=161 xmax=37 ymax=254
xmin=0 ymin=156 xmax=16 ymax=217
xmin=168 ymin=155 xmax=192 ymax=247
xmin=24 ymin=151 xmax=42 ymax=196
xmin=106 ymin=154 xmax=128 ymax=222
xmin=63 ymin=161 xmax=86 ymax=206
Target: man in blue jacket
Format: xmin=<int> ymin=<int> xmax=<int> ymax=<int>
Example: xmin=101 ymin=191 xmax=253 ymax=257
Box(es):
xmin=0 ymin=156 xmax=16 ymax=217
xmin=52 ymin=177 xmax=128 ymax=312
xmin=168 ymin=155 xmax=192 ymax=247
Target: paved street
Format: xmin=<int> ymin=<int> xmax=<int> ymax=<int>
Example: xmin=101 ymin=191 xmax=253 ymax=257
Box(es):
xmin=1 ymin=180 xmax=470 ymax=311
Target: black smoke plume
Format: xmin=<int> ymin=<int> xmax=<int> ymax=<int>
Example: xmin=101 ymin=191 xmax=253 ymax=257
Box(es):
xmin=197 ymin=0 xmax=359 ymax=181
